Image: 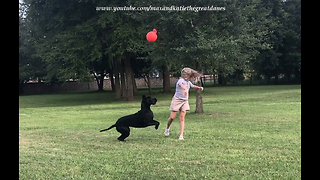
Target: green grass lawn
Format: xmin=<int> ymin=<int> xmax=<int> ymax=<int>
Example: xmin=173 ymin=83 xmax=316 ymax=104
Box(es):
xmin=19 ymin=85 xmax=301 ymax=179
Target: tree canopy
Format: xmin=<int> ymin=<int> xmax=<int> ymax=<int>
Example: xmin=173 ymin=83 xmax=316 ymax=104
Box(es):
xmin=19 ymin=0 xmax=301 ymax=96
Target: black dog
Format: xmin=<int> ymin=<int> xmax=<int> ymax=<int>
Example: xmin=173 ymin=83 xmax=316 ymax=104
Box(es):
xmin=100 ymin=95 xmax=160 ymax=141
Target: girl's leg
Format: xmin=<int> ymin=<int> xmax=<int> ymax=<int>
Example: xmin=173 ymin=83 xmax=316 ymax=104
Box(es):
xmin=165 ymin=111 xmax=177 ymax=136
xmin=179 ymin=111 xmax=186 ymax=138
xmin=167 ymin=111 xmax=177 ymax=129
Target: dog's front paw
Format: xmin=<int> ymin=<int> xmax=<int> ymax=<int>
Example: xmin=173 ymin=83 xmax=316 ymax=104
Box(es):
xmin=155 ymin=123 xmax=160 ymax=130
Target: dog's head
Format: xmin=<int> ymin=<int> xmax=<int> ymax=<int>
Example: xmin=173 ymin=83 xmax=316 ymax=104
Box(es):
xmin=142 ymin=95 xmax=157 ymax=105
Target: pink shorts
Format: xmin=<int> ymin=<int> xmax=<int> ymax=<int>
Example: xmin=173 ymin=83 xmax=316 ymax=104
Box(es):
xmin=170 ymin=97 xmax=190 ymax=112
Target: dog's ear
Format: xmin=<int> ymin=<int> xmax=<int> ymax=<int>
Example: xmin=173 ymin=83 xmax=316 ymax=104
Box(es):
xmin=142 ymin=95 xmax=146 ymax=99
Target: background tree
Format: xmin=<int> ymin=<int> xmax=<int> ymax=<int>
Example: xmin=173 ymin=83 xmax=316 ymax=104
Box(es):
xmin=19 ymin=1 xmax=47 ymax=93
xmin=279 ymin=0 xmax=301 ymax=83
xmin=20 ymin=0 xmax=301 ymax=100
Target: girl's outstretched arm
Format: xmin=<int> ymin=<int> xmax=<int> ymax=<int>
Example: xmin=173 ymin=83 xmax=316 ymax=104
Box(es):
xmin=193 ymin=85 xmax=204 ymax=91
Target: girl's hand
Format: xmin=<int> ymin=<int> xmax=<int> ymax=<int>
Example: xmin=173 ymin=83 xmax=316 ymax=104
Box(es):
xmin=200 ymin=87 xmax=204 ymax=91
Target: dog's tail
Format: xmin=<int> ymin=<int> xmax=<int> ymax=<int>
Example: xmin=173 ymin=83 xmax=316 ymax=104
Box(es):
xmin=100 ymin=124 xmax=116 ymax=132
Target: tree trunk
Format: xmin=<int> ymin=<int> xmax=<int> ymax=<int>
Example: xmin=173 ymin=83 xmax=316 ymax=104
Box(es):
xmin=195 ymin=88 xmax=204 ymax=113
xmin=233 ymin=70 xmax=239 ymax=86
xmin=114 ymin=56 xmax=121 ymax=100
xmin=294 ymin=69 xmax=301 ymax=83
xmin=195 ymin=64 xmax=203 ymax=113
xmin=285 ymin=71 xmax=291 ymax=83
xmin=218 ymin=73 xmax=227 ymax=86
xmin=143 ymin=74 xmax=152 ymax=95
xmin=274 ymin=74 xmax=279 ymax=85
xmin=124 ymin=53 xmax=134 ymax=101
xmin=120 ymin=60 xmax=126 ymax=98
xmin=19 ymin=79 xmax=24 ymax=95
xmin=147 ymin=74 xmax=151 ymax=95
xmin=109 ymin=71 xmax=115 ymax=92
xmin=98 ymin=73 xmax=104 ymax=91
xmin=162 ymin=64 xmax=171 ymax=93
xmin=131 ymin=72 xmax=138 ymax=96
xmin=93 ymin=73 xmax=100 ymax=90
xmin=266 ymin=75 xmax=271 ymax=85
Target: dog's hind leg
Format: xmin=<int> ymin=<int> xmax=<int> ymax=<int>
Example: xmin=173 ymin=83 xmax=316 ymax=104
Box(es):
xmin=116 ymin=126 xmax=130 ymax=141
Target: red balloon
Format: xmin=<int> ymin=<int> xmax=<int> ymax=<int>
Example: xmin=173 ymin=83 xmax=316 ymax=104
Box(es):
xmin=146 ymin=29 xmax=157 ymax=42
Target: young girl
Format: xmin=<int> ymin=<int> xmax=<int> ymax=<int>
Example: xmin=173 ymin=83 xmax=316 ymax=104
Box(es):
xmin=164 ymin=68 xmax=203 ymax=140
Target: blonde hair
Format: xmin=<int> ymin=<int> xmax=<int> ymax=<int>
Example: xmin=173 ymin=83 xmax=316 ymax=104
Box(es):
xmin=181 ymin=67 xmax=200 ymax=80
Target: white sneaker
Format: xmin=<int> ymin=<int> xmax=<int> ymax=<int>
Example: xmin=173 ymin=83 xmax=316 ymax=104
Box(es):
xmin=164 ymin=128 xmax=170 ymax=136
xmin=179 ymin=136 xmax=184 ymax=140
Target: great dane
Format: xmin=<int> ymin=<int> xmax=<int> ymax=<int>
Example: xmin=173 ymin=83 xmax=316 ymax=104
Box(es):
xmin=100 ymin=95 xmax=160 ymax=141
